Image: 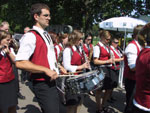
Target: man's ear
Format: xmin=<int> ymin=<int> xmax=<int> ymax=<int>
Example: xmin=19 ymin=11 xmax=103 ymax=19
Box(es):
xmin=34 ymin=14 xmax=39 ymax=21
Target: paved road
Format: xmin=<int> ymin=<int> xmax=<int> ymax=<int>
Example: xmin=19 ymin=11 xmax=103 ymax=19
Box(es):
xmin=17 ymin=73 xmax=126 ymax=113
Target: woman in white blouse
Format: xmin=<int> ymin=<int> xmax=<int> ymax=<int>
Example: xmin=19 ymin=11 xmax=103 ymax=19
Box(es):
xmin=63 ymin=30 xmax=89 ymax=113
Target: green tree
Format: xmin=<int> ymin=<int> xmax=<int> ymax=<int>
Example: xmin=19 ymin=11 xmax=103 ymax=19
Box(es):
xmin=0 ymin=0 xmax=148 ymax=34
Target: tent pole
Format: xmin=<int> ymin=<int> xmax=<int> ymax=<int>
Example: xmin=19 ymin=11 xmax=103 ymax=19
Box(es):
xmin=118 ymin=28 xmax=126 ymax=88
xmin=123 ymin=28 xmax=127 ymax=52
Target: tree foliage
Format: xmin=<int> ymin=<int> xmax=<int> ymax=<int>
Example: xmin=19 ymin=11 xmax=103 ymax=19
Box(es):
xmin=0 ymin=0 xmax=149 ymax=34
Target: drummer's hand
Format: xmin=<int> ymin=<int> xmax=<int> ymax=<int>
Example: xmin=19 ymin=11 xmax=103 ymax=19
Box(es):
xmin=59 ymin=65 xmax=67 ymax=74
xmin=82 ymin=62 xmax=90 ymax=69
xmin=45 ymin=69 xmax=58 ymax=81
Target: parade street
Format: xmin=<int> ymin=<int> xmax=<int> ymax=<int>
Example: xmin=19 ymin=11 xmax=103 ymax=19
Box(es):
xmin=17 ymin=71 xmax=126 ymax=113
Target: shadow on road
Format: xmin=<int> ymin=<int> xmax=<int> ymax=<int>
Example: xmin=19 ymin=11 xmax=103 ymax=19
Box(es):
xmin=83 ymin=88 xmax=126 ymax=113
xmin=20 ymin=104 xmax=41 ymax=113
xmin=83 ymin=94 xmax=97 ymax=113
xmin=108 ymin=89 xmax=126 ymax=113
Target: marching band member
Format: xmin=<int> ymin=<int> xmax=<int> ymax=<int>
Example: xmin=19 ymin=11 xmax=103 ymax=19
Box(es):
xmin=55 ymin=33 xmax=68 ymax=74
xmin=124 ymin=25 xmax=143 ymax=113
xmin=0 ymin=30 xmax=17 ymax=113
xmin=93 ymin=30 xmax=114 ymax=113
xmin=49 ymin=32 xmax=67 ymax=74
xmin=15 ymin=3 xmax=60 ymax=113
xmin=109 ymin=36 xmax=124 ymax=102
xmin=55 ymin=33 xmax=68 ymax=63
xmin=83 ymin=33 xmax=93 ymax=61
xmin=132 ymin=23 xmax=150 ymax=113
xmin=63 ymin=30 xmax=89 ymax=113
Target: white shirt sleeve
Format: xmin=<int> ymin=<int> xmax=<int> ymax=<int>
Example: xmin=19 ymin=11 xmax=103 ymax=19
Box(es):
xmin=125 ymin=43 xmax=138 ymax=69
xmin=63 ymin=48 xmax=77 ymax=72
xmin=93 ymin=45 xmax=100 ymax=58
xmin=15 ymin=32 xmax=36 ymax=61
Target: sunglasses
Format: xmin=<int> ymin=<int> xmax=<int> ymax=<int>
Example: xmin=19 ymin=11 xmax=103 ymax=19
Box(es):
xmin=113 ymin=41 xmax=119 ymax=44
xmin=87 ymin=39 xmax=92 ymax=41
xmin=105 ymin=38 xmax=110 ymax=41
xmin=42 ymin=14 xmax=51 ymax=17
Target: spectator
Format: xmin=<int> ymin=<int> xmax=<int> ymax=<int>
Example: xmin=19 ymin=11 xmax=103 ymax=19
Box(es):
xmin=0 ymin=21 xmax=9 ymax=32
xmin=24 ymin=27 xmax=30 ymax=34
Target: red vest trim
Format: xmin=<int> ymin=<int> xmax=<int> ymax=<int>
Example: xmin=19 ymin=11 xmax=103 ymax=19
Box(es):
xmin=124 ymin=40 xmax=140 ymax=80
xmin=30 ymin=30 xmax=51 ymax=81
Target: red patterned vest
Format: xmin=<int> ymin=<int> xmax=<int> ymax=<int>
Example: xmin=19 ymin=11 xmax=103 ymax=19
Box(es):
xmin=124 ymin=40 xmax=140 ymax=80
xmin=30 ymin=30 xmax=51 ymax=81
xmin=83 ymin=44 xmax=93 ymax=57
xmin=135 ymin=48 xmax=150 ymax=108
xmin=70 ymin=47 xmax=83 ymax=66
xmin=97 ymin=43 xmax=110 ymax=61
xmin=0 ymin=52 xmax=15 ymax=83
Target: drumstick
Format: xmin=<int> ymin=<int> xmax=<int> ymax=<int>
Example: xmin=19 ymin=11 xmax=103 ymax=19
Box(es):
xmin=59 ymin=70 xmax=83 ymax=75
xmin=58 ymin=74 xmax=77 ymax=77
xmin=58 ymin=70 xmax=97 ymax=78
xmin=58 ymin=71 xmax=83 ymax=77
xmin=67 ymin=71 xmax=83 ymax=75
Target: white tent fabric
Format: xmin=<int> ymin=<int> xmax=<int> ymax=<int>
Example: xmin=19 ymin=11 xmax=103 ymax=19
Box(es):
xmin=99 ymin=17 xmax=147 ymax=32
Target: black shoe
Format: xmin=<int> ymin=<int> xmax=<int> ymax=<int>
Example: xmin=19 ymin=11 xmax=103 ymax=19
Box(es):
xmin=33 ymin=97 xmax=38 ymax=102
xmin=17 ymin=92 xmax=26 ymax=100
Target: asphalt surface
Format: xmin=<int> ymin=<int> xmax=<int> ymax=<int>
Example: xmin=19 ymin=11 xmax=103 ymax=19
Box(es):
xmin=17 ymin=71 xmax=126 ymax=113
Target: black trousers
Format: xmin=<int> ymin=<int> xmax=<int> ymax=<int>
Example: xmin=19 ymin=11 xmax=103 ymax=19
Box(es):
xmin=132 ymin=105 xmax=150 ymax=113
xmin=124 ymin=78 xmax=136 ymax=113
xmin=32 ymin=81 xmax=60 ymax=113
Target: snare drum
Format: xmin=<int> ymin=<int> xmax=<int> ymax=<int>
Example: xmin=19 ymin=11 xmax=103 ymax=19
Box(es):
xmin=65 ymin=70 xmax=105 ymax=95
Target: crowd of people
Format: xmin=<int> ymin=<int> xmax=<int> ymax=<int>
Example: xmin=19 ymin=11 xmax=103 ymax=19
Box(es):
xmin=0 ymin=2 xmax=150 ymax=113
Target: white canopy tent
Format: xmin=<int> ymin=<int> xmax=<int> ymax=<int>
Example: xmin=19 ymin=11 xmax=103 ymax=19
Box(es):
xmin=99 ymin=17 xmax=147 ymax=88
xmin=99 ymin=16 xmax=147 ymax=32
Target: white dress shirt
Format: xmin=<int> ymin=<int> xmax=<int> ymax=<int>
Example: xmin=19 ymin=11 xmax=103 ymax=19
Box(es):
xmin=125 ymin=39 xmax=142 ymax=69
xmin=16 ymin=26 xmax=59 ymax=74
